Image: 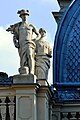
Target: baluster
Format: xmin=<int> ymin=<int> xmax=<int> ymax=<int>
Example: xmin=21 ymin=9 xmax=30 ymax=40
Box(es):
xmin=8 ymin=96 xmax=15 ymax=120
xmin=62 ymin=113 xmax=68 ymax=120
xmin=0 ymin=97 xmax=6 ymax=120
xmin=70 ymin=112 xmax=76 ymax=120
xmin=78 ymin=112 xmax=80 ymax=119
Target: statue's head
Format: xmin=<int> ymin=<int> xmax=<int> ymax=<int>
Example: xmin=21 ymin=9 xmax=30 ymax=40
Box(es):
xmin=17 ymin=9 xmax=30 ymax=18
xmin=39 ymin=28 xmax=46 ymax=37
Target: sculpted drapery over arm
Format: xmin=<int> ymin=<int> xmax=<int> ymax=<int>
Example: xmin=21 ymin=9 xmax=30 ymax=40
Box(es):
xmin=6 ymin=9 xmax=40 ymax=75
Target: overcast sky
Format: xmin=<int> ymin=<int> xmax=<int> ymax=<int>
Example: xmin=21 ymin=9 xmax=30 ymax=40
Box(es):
xmin=0 ymin=0 xmax=59 ymax=84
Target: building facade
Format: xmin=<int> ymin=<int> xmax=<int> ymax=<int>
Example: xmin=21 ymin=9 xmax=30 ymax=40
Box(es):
xmin=0 ymin=0 xmax=80 ymax=120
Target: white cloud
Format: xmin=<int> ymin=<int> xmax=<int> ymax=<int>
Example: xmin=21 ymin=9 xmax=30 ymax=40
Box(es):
xmin=0 ymin=27 xmax=19 ymax=76
xmin=0 ymin=27 xmax=12 ymax=48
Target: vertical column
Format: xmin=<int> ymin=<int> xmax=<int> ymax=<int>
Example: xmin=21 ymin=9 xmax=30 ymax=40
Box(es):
xmin=37 ymin=86 xmax=50 ymax=120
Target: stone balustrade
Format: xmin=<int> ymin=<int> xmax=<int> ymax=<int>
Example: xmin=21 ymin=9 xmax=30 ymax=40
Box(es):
xmin=61 ymin=112 xmax=80 ymax=120
xmin=0 ymin=96 xmax=15 ymax=120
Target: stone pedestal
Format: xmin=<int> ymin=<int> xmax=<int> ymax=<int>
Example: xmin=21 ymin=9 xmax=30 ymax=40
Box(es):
xmin=16 ymin=85 xmax=38 ymax=120
xmin=13 ymin=74 xmax=36 ymax=83
xmin=12 ymin=74 xmax=38 ymax=120
xmin=11 ymin=74 xmax=52 ymax=120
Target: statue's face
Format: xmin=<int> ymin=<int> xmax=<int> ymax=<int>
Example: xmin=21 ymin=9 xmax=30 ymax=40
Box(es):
xmin=40 ymin=31 xmax=46 ymax=38
xmin=21 ymin=14 xmax=28 ymax=21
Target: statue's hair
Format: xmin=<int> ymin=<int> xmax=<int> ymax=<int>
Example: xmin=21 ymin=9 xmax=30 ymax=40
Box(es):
xmin=39 ymin=28 xmax=46 ymax=33
xmin=17 ymin=9 xmax=29 ymax=14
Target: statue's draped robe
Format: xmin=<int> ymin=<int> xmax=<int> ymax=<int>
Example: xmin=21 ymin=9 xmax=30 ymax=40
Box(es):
xmin=35 ymin=39 xmax=51 ymax=79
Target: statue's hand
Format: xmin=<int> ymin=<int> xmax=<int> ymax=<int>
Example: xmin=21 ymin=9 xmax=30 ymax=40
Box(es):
xmin=15 ymin=42 xmax=20 ymax=48
xmin=46 ymin=54 xmax=52 ymax=58
xmin=13 ymin=36 xmax=20 ymax=48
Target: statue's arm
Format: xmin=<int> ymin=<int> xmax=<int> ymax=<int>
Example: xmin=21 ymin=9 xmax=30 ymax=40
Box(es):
xmin=30 ymin=24 xmax=41 ymax=41
xmin=6 ymin=24 xmax=20 ymax=48
xmin=46 ymin=41 xmax=52 ymax=58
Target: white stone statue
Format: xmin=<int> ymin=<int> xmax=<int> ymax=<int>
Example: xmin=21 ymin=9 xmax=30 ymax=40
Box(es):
xmin=6 ymin=9 xmax=40 ymax=75
xmin=35 ymin=28 xmax=52 ymax=80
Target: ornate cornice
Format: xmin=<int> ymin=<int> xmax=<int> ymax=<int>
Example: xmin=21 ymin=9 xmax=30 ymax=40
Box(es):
xmin=52 ymin=0 xmax=71 ymax=24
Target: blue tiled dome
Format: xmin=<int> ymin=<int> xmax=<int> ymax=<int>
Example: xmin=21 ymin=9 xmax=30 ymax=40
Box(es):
xmin=53 ymin=0 xmax=80 ymax=86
